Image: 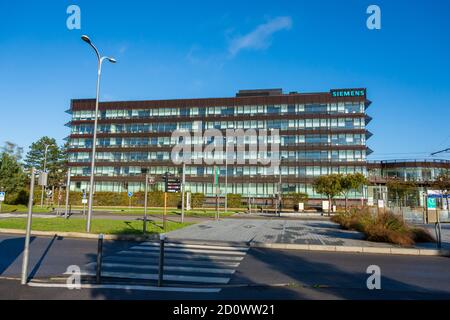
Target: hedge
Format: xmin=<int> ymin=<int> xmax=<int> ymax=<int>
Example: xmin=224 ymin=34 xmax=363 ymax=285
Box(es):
xmin=60 ymin=191 xmax=206 ymax=208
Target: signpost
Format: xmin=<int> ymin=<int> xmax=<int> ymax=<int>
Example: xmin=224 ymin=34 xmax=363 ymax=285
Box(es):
xmin=38 ymin=171 xmax=48 ymax=208
xmin=214 ymin=166 xmax=220 ymax=221
xmin=181 ymin=163 xmax=186 ymax=224
xmin=128 ymin=191 xmax=133 ymax=210
xmin=82 ymin=190 xmax=88 ymax=216
xmin=162 ymin=172 xmax=181 ymax=230
xmin=21 ymin=167 xmax=36 ymax=285
xmin=161 ymin=172 xmax=183 ymax=230
xmin=143 ymin=173 xmax=155 ymax=233
xmin=64 ymin=169 xmax=71 ymax=219
xmin=427 ymin=197 xmax=437 ymax=210
xmin=0 ymin=191 xmax=5 ymax=213
xmin=186 ymin=192 xmax=191 ymax=211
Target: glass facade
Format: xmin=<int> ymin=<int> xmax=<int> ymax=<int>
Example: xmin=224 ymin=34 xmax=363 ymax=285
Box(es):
xmin=368 ymin=160 xmax=450 ymax=182
xmin=67 ymin=89 xmax=372 ymax=199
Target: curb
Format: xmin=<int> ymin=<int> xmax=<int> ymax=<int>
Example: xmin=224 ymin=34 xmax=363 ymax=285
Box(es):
xmin=0 ymin=228 xmax=159 ymax=241
xmin=1 ymin=228 xmax=448 ymax=257
xmin=251 ymin=242 xmax=450 ymax=257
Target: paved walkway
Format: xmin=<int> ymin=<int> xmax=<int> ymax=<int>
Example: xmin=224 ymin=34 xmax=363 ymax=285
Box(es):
xmin=166 ymin=218 xmax=450 ymax=250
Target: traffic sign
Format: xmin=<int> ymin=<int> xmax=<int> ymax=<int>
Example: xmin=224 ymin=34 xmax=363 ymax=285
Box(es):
xmin=427 ymin=197 xmax=437 ymax=210
xmin=148 ymin=176 xmax=156 ymax=185
xmin=0 ymin=192 xmax=5 ymax=202
xmin=82 ymin=198 xmax=88 ymax=204
xmin=38 ymin=172 xmax=48 ymax=186
xmin=128 ymin=191 xmax=134 ymax=198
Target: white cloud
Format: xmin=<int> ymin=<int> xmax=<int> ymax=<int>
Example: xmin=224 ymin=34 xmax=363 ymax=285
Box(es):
xmin=228 ymin=16 xmax=293 ymax=56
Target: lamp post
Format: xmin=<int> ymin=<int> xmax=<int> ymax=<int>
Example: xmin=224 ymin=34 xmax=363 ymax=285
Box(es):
xmin=81 ymin=35 xmax=116 ymax=233
xmin=40 ymin=144 xmax=50 ymax=207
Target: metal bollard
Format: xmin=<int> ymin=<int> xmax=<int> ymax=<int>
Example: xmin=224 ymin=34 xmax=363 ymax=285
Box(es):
xmin=96 ymin=234 xmax=104 ymax=284
xmin=158 ymin=234 xmax=166 ymax=287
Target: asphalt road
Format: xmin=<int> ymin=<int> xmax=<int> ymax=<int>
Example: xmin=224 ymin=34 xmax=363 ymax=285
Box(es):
xmin=1 ymin=234 xmax=450 ymax=300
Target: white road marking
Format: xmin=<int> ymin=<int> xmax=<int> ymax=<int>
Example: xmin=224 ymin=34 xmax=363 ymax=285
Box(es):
xmin=85 ymin=262 xmax=236 ymax=274
xmin=128 ymin=246 xmax=247 ymax=256
xmin=117 ymin=250 xmax=244 ymax=261
xmin=27 ymin=282 xmax=221 ymax=293
xmin=141 ymin=242 xmax=248 ymax=252
xmin=74 ymin=271 xmax=231 ymax=284
xmin=102 ymin=256 xmax=240 ymax=268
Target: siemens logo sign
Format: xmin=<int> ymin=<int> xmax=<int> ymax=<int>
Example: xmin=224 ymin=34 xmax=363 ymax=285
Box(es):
xmin=331 ymin=89 xmax=366 ymax=98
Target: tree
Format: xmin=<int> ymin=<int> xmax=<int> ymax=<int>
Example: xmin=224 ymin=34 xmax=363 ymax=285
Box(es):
xmin=24 ymin=137 xmax=67 ymax=189
xmin=340 ymin=173 xmax=368 ymax=212
xmin=2 ymin=141 xmax=23 ymax=161
xmin=0 ymin=152 xmax=27 ymax=203
xmin=314 ymin=174 xmax=343 ymax=216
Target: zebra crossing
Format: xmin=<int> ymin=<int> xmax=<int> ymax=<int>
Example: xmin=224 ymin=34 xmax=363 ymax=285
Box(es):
xmin=77 ymin=241 xmax=249 ymax=289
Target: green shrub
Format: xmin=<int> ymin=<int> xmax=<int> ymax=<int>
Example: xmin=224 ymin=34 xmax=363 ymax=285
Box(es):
xmin=227 ymin=194 xmax=243 ymax=208
xmin=282 ymin=192 xmax=309 ymax=209
xmin=64 ymin=191 xmax=205 ymax=208
xmin=191 ymin=193 xmax=205 ymax=208
xmin=11 ymin=190 xmax=29 ymax=205
xmin=332 ymin=209 xmax=435 ymax=246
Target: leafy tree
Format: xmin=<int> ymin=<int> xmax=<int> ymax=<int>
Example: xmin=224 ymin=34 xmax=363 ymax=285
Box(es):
xmin=0 ymin=152 xmax=27 ymax=203
xmin=314 ymin=174 xmax=343 ymax=216
xmin=340 ymin=173 xmax=368 ymax=212
xmin=24 ymin=137 xmax=67 ymax=189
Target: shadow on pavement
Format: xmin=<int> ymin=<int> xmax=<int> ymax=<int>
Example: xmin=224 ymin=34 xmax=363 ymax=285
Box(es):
xmin=84 ymin=238 xmax=450 ymax=300
xmin=0 ymin=236 xmax=34 ymax=276
xmin=231 ymin=248 xmax=450 ymax=300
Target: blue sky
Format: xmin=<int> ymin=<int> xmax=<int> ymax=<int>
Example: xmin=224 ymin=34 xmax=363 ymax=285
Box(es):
xmin=0 ymin=0 xmax=449 ymax=160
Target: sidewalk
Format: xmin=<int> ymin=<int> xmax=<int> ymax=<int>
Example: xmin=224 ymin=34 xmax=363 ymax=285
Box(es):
xmin=165 ymin=218 xmax=450 ymax=254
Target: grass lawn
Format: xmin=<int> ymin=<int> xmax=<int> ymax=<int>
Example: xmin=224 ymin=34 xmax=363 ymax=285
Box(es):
xmin=71 ymin=206 xmax=242 ymax=217
xmin=0 ymin=204 xmax=53 ymax=213
xmin=1 ymin=204 xmax=243 ymax=217
xmin=0 ymin=217 xmax=191 ymax=235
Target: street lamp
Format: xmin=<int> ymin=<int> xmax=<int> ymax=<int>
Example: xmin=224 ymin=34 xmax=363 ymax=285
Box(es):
xmin=40 ymin=144 xmax=50 ymax=207
xmin=81 ymin=35 xmax=116 ymax=233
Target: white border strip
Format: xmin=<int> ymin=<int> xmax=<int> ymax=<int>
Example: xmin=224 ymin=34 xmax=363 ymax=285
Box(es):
xmin=27 ymin=282 xmax=221 ymax=293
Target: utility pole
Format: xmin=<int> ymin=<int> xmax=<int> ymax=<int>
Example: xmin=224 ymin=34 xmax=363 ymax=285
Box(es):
xmin=64 ymin=168 xmax=71 ymax=219
xmin=21 ymin=167 xmax=36 ymax=285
